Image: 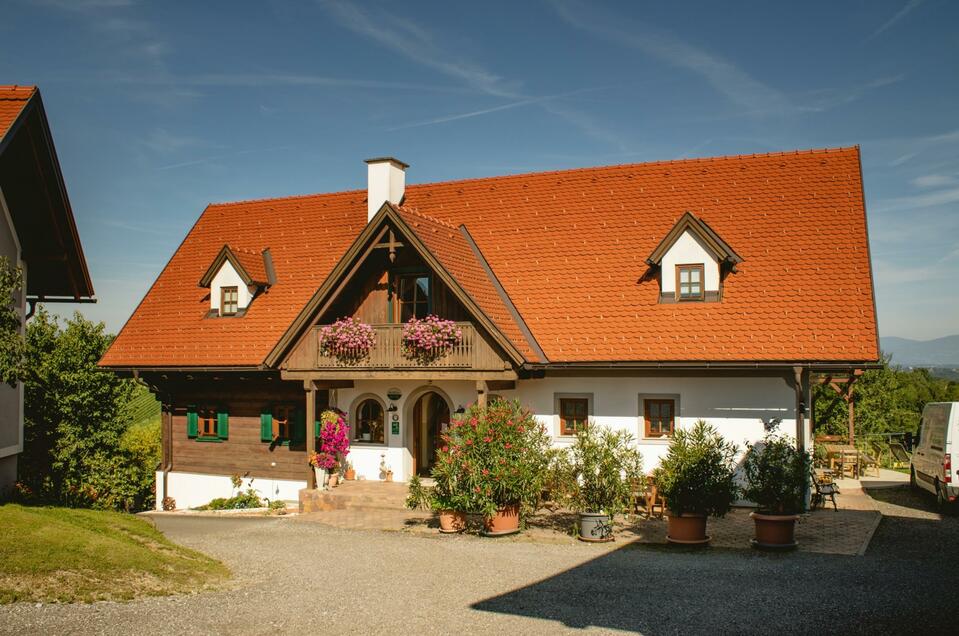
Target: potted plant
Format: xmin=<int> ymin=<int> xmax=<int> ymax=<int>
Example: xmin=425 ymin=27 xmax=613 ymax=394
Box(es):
xmin=401 ymin=314 xmax=463 ymax=363
xmin=405 ymin=475 xmax=469 ymax=533
xmin=560 ymin=425 xmax=644 ymax=542
xmin=309 ymin=451 xmax=335 ymax=489
xmin=318 ymin=409 xmax=350 ymax=479
xmin=742 ymin=431 xmax=811 ymax=549
xmin=328 ymin=461 xmax=340 ymax=488
xmin=319 ymin=316 xmax=376 ymax=362
xmin=654 ymin=420 xmax=739 ymax=545
xmin=443 ymin=400 xmax=551 ymax=535
xmin=344 ymin=461 xmax=356 ymax=481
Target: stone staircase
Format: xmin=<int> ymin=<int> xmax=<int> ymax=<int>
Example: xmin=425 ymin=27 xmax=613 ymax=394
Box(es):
xmin=299 ymin=480 xmax=412 ymax=513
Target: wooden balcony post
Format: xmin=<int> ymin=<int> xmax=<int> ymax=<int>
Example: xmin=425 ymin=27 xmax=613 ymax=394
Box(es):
xmin=305 ymin=381 xmax=316 ymax=489
xmin=476 ymin=380 xmax=488 ymax=409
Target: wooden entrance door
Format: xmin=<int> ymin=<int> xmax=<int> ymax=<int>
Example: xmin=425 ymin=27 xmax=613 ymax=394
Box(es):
xmin=411 ymin=392 xmax=451 ymax=477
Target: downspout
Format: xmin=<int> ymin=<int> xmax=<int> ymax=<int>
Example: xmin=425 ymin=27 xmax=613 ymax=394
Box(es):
xmin=793 ymin=366 xmax=810 ymax=509
xmin=161 ymin=397 xmax=173 ymax=508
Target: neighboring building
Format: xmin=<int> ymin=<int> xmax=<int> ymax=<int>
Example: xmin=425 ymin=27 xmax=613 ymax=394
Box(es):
xmin=99 ymin=149 xmax=879 ymax=510
xmin=0 ymin=85 xmax=94 ymax=494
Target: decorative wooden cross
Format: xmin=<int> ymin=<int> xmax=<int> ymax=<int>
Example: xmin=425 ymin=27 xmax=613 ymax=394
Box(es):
xmin=373 ymin=228 xmax=404 ymax=263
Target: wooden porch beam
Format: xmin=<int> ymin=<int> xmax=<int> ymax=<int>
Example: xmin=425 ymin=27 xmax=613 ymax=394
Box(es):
xmin=476 ymin=380 xmax=488 ymax=409
xmin=305 ymin=384 xmax=316 ymax=489
xmin=486 ymin=380 xmax=516 ymax=391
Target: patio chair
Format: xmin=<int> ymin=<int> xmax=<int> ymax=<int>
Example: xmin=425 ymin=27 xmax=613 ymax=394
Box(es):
xmin=888 ymin=442 xmax=911 ymax=469
xmin=839 ymin=449 xmax=860 ymax=479
xmin=859 ymin=450 xmax=881 ymax=478
xmin=643 ymin=475 xmax=666 ymax=519
xmin=811 ymin=470 xmax=839 ymax=511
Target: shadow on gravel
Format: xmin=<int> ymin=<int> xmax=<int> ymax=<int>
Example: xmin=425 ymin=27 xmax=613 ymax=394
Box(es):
xmin=471 ymin=530 xmax=958 ymax=634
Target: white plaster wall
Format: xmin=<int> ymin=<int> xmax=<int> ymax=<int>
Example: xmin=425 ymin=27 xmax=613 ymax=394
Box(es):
xmin=660 ymin=230 xmax=719 ymax=294
xmin=210 ymin=261 xmax=254 ymax=313
xmin=157 ymin=471 xmax=305 ymax=510
xmin=0 ymin=186 xmax=24 ymax=465
xmin=334 ymin=380 xmax=476 ymax=482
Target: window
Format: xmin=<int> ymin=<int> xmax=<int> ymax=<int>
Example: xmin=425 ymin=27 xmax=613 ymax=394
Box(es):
xmin=395 ymin=274 xmax=430 ymax=322
xmin=221 ymin=286 xmax=239 ymax=315
xmin=644 ymin=399 xmax=675 ymax=438
xmin=272 ymin=405 xmax=294 ymax=441
xmin=560 ymin=398 xmax=589 ymax=436
xmin=354 ymin=399 xmax=385 ymax=444
xmin=676 ymin=265 xmax=704 ymax=301
xmin=187 ymin=407 xmax=227 ymax=441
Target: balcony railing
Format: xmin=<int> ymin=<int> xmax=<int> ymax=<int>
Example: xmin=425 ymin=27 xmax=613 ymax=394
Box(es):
xmin=284 ymin=322 xmax=508 ymax=372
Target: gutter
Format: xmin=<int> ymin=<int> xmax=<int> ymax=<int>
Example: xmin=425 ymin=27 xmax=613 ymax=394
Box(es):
xmin=521 ymin=360 xmax=883 ymax=372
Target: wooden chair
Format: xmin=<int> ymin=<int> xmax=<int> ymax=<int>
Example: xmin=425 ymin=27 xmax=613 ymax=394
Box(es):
xmin=643 ymin=475 xmax=666 ymax=519
xmin=859 ymin=450 xmax=881 ymax=478
xmin=839 ymin=449 xmax=860 ymax=479
xmin=811 ymin=470 xmax=839 ymax=511
xmin=888 ymin=442 xmax=911 ymax=469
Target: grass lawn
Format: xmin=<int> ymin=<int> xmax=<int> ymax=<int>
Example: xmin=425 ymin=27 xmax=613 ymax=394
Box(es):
xmin=0 ymin=505 xmax=229 ymax=604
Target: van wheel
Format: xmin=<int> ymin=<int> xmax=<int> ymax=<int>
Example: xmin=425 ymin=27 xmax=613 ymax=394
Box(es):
xmin=935 ymin=481 xmax=956 ymax=515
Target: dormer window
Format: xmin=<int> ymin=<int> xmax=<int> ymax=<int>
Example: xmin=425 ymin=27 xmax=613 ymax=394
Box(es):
xmin=220 ymin=286 xmax=239 ymax=315
xmin=676 ymin=264 xmax=704 ymax=301
xmin=646 ymin=212 xmax=743 ymax=305
xmin=198 ymin=244 xmax=275 ymax=318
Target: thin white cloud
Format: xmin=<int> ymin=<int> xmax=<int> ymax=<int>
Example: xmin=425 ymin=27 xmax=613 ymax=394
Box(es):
xmin=157 ymin=145 xmax=294 ymax=171
xmin=868 ymin=0 xmax=924 ymax=40
xmin=874 ymin=186 xmax=959 ymax=213
xmin=911 ymin=174 xmax=958 ymax=188
xmin=799 ymin=75 xmax=905 ymax=112
xmin=549 ymin=0 xmax=793 ymax=117
xmin=141 ymin=128 xmax=211 ymax=154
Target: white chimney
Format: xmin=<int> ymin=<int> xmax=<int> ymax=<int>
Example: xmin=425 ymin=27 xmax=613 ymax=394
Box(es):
xmin=365 ymin=157 xmax=408 ymax=221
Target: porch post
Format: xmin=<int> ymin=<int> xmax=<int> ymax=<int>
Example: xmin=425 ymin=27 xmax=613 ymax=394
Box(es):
xmin=793 ymin=366 xmax=806 ymax=456
xmin=305 ymin=381 xmax=316 ymax=489
xmin=476 ymin=380 xmax=488 ymax=409
xmin=847 ymin=385 xmax=855 ymax=446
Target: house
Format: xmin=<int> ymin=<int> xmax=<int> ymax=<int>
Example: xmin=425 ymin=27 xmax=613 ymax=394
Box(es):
xmin=0 ymin=85 xmax=94 ymax=494
xmin=98 ymin=148 xmax=879 ymax=510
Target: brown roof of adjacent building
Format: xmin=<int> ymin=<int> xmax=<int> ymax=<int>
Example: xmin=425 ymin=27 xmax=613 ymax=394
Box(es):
xmin=0 ymin=85 xmax=34 ymax=141
xmin=100 ymin=146 xmax=879 ymax=368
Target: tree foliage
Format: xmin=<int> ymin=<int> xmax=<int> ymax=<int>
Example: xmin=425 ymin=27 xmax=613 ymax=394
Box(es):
xmin=814 ymin=356 xmax=959 ymax=440
xmin=17 ymin=309 xmax=160 ymax=511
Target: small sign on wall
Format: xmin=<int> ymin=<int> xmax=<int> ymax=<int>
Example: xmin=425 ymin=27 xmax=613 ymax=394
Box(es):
xmin=391 ymin=419 xmax=400 ymax=436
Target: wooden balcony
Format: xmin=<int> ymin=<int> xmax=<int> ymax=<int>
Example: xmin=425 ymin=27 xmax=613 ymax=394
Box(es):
xmin=282 ymin=322 xmax=512 ymax=377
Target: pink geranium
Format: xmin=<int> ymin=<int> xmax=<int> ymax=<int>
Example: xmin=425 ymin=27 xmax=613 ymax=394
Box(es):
xmin=320 ymin=317 xmax=375 ymax=361
xmin=401 ymin=314 xmax=462 ymax=362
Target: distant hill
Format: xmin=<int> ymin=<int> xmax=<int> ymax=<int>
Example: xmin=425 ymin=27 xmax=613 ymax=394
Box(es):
xmin=881 ymin=335 xmax=959 ymax=368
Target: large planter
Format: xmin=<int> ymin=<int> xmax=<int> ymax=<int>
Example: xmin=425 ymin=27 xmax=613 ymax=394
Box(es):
xmin=438 ymin=510 xmax=467 ymax=534
xmin=483 ymin=503 xmax=521 ymax=536
xmin=666 ymin=511 xmax=710 ymax=545
xmin=328 ymin=473 xmax=340 ymax=488
xmin=750 ymin=512 xmax=799 ymax=550
xmin=313 ymin=467 xmax=327 ymax=489
xmin=344 ymin=468 xmax=356 ymax=481
xmin=578 ymin=512 xmax=614 ymax=543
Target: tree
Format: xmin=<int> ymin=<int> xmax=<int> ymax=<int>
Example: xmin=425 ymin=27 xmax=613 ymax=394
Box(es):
xmin=0 ymin=256 xmax=26 ymax=387
xmin=18 ymin=309 xmax=159 ymax=511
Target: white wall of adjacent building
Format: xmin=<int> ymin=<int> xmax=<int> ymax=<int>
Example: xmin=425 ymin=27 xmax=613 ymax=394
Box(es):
xmin=0 ymin=187 xmax=25 ymax=494
xmin=155 ymin=471 xmax=305 ymax=511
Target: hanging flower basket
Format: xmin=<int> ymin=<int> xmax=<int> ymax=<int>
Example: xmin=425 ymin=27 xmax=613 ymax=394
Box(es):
xmin=402 ymin=315 xmax=463 ymax=362
xmin=319 ymin=317 xmax=376 ymax=362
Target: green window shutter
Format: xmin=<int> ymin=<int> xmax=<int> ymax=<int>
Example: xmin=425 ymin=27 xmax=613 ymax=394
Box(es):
xmin=187 ymin=409 xmax=198 ymax=438
xmin=217 ymin=410 xmax=229 ymax=440
xmin=291 ymin=408 xmax=306 ymax=445
xmin=260 ymin=407 xmax=273 ymax=442
xmin=314 ymin=418 xmax=321 ymax=438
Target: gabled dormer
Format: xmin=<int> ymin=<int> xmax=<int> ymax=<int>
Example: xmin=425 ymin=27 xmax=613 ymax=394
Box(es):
xmin=198 ymin=245 xmax=275 ymax=317
xmin=646 ymin=212 xmax=743 ymax=303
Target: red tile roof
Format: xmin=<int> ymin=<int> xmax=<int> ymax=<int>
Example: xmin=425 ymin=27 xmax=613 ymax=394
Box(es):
xmin=0 ymin=85 xmax=36 ymax=141
xmin=100 ymin=147 xmax=879 ymax=368
xmin=229 ymin=245 xmax=270 ymax=285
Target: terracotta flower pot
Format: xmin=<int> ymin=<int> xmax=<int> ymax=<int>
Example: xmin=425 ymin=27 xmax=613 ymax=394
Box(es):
xmin=438 ymin=510 xmax=467 ymax=533
xmin=483 ymin=503 xmax=521 ymax=535
xmin=578 ymin=512 xmax=614 ymax=542
xmin=666 ymin=511 xmax=710 ymax=545
xmin=328 ymin=473 xmax=339 ymax=488
xmin=750 ymin=512 xmax=799 ymax=550
xmin=344 ymin=469 xmax=356 ymax=481
xmin=385 ymin=471 xmax=393 ymax=483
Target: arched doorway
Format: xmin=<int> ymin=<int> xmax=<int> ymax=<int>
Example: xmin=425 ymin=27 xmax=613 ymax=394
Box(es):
xmin=410 ymin=391 xmax=451 ymax=476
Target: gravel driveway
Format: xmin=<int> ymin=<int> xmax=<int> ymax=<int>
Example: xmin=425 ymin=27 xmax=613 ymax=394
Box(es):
xmin=2 ymin=487 xmax=957 ymax=635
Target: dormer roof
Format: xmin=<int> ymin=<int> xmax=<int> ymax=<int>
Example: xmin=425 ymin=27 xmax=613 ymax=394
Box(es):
xmin=199 ymin=245 xmax=274 ymax=288
xmin=646 ymin=211 xmax=744 ymax=270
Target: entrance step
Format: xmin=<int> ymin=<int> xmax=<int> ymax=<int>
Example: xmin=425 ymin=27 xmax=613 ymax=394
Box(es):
xmin=299 ymin=480 xmax=411 ymax=513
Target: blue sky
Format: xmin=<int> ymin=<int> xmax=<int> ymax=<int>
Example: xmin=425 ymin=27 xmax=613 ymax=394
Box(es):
xmin=2 ymin=0 xmax=957 ymax=340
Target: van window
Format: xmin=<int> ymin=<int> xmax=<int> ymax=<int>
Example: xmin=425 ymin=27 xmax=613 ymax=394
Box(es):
xmin=926 ymin=406 xmax=947 ymax=451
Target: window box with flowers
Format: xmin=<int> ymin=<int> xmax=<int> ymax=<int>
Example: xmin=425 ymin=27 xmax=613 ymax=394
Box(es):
xmin=319 ymin=317 xmax=376 ymax=363
xmin=401 ymin=314 xmax=463 ymax=363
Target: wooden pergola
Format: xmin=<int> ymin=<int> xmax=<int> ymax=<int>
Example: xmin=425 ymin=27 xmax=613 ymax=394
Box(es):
xmin=812 ymin=370 xmax=864 ymax=444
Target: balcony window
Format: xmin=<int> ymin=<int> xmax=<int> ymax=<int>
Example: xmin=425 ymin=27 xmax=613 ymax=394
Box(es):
xmin=395 ymin=274 xmax=430 ymax=322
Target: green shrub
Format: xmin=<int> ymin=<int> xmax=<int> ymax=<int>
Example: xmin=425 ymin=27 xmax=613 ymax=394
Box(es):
xmin=654 ymin=420 xmax=738 ymax=517
xmin=196 ymin=489 xmax=262 ymax=511
xmin=559 ymin=425 xmax=643 ymax=516
xmin=742 ymin=432 xmax=810 ymax=515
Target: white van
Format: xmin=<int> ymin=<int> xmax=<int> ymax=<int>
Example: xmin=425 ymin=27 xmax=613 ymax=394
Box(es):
xmin=911 ymin=402 xmax=959 ymax=509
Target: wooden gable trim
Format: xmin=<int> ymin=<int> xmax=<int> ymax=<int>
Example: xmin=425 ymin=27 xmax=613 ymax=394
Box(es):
xmin=264 ymin=202 xmax=526 ymax=368
xmin=198 ymin=244 xmax=269 ymax=288
xmin=645 ymin=211 xmax=744 ymax=269
xmin=459 ymin=224 xmax=548 ymax=363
